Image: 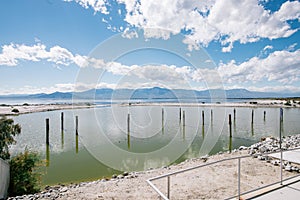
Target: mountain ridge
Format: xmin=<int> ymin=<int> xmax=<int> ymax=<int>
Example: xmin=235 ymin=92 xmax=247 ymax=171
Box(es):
xmin=0 ymin=87 xmax=299 ymax=100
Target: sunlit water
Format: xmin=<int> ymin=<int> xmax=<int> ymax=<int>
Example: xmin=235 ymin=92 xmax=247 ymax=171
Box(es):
xmin=9 ymin=105 xmax=300 ymax=185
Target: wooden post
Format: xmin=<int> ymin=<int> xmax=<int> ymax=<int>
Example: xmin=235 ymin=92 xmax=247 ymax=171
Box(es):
xmin=46 ymin=118 xmax=49 ymax=145
xmin=233 ymin=108 xmax=236 ymax=121
xmin=202 ymin=110 xmax=205 ymax=126
xmin=75 ymin=116 xmax=79 ymax=135
xmin=183 ymin=111 xmax=185 ymax=127
xmin=210 ymin=109 xmax=213 ymax=124
xmin=229 ymin=114 xmax=232 ymax=153
xmin=263 ymin=111 xmax=266 ymax=121
xmin=229 ymin=114 xmax=232 ymax=137
xmin=127 ymin=114 xmax=130 ymax=133
xmin=179 ymin=108 xmax=182 ymax=122
xmin=251 ymin=109 xmax=254 ymax=125
xmin=61 ymin=112 xmax=64 ymax=131
xmin=162 ymin=108 xmax=164 ymax=126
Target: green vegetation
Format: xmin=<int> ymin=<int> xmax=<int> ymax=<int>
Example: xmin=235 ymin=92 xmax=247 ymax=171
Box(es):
xmin=11 ymin=108 xmax=20 ymax=113
xmin=284 ymin=100 xmax=292 ymax=106
xmin=0 ymin=117 xmax=42 ymax=197
xmin=0 ymin=117 xmax=21 ymax=160
xmin=9 ymin=150 xmax=42 ymax=196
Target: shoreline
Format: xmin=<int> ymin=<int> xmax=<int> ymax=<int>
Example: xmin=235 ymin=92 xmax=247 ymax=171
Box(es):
xmin=0 ymin=103 xmax=96 ymax=116
xmin=1 ymin=99 xmax=299 ymax=116
xmin=8 ymin=134 xmax=300 ymax=200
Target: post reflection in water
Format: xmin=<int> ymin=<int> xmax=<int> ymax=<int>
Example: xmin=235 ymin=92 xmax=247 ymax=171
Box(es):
xmin=61 ymin=131 xmax=64 ymax=149
xmin=46 ymin=144 xmax=50 ymax=167
xmin=10 ymin=106 xmax=300 ymax=186
xmin=76 ymin=135 xmax=79 ymax=154
xmin=127 ymin=113 xmax=130 ymax=150
xmin=161 ymin=108 xmax=164 ymax=134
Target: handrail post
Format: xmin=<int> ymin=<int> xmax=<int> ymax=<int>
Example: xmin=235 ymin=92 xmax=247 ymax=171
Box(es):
xmin=238 ymin=157 xmax=241 ymax=199
xmin=167 ymin=176 xmax=170 ymax=199
xmin=279 ymin=108 xmax=283 ymax=185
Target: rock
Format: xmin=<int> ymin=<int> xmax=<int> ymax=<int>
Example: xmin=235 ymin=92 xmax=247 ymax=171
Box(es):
xmin=112 ymin=174 xmax=117 ymax=179
xmin=239 ymin=146 xmax=248 ymax=150
xmin=258 ymin=155 xmax=266 ymax=160
xmin=271 ymin=160 xmax=279 ymax=166
xmin=59 ymin=187 xmax=68 ymax=193
xmin=117 ymin=174 xmax=124 ymax=179
xmin=45 ymin=185 xmax=51 ymax=190
xmin=258 ymin=146 xmax=268 ymax=153
xmin=123 ymin=171 xmax=129 ymax=176
xmin=285 ymin=165 xmax=292 ymax=171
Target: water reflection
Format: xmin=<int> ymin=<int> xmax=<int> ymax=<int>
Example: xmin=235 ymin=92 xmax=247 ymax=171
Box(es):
xmin=10 ymin=106 xmax=300 ymax=185
xmin=46 ymin=144 xmax=50 ymax=167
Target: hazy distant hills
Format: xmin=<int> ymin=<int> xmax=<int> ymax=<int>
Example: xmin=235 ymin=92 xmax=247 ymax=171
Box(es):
xmin=1 ymin=87 xmax=299 ymax=100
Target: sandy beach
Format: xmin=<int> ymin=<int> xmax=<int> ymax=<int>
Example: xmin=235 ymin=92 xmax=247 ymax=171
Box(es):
xmin=0 ymin=104 xmax=95 ymax=116
xmin=1 ymin=99 xmax=299 ymax=116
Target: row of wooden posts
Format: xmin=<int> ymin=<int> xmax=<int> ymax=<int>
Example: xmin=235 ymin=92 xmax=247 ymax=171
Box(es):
xmin=45 ymin=108 xmax=271 ymax=144
xmin=45 ymin=108 xmax=279 ymax=154
xmin=45 ymin=113 xmax=79 ymax=146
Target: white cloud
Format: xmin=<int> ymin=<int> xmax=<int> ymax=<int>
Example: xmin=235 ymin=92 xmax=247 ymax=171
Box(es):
xmin=66 ymin=0 xmax=300 ymax=52
xmin=247 ymin=85 xmax=300 ymax=93
xmin=64 ymin=0 xmax=109 ymax=14
xmin=121 ymin=27 xmax=138 ymax=39
xmin=0 ymin=43 xmax=87 ymax=67
xmin=274 ymin=1 xmax=300 ymax=21
xmin=287 ymin=43 xmax=297 ymax=51
xmin=263 ymin=45 xmax=273 ymax=51
xmin=218 ymin=49 xmax=300 ymax=84
xmin=1 ymin=42 xmax=299 ymax=94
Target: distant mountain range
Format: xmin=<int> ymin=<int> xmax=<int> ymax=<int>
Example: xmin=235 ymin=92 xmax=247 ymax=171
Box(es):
xmin=1 ymin=87 xmax=299 ymax=100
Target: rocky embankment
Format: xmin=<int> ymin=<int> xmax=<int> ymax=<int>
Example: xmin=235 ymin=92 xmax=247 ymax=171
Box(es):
xmin=8 ymin=134 xmax=300 ymax=200
xmin=247 ymin=134 xmax=300 ymax=173
xmin=8 ymin=171 xmax=138 ymax=200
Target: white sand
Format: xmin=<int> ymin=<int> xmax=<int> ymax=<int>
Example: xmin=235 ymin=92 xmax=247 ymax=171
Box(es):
xmin=54 ymin=150 xmax=297 ymax=200
xmin=0 ymin=104 xmax=95 ymax=116
xmin=1 ymin=99 xmax=299 ymax=116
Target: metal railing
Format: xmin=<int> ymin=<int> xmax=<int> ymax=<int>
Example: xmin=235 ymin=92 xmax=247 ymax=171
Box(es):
xmin=147 ymin=147 xmax=300 ymax=200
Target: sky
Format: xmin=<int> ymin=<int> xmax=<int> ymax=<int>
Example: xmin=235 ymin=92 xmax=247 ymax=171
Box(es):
xmin=0 ymin=0 xmax=299 ymax=95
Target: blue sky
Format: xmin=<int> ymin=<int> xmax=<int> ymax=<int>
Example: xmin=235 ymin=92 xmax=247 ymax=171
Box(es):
xmin=0 ymin=0 xmax=299 ymax=95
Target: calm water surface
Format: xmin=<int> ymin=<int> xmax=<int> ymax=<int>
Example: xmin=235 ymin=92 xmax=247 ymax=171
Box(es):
xmin=10 ymin=105 xmax=300 ymax=185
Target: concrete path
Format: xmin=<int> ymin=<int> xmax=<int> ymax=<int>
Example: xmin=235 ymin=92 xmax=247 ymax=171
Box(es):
xmin=252 ymin=180 xmax=300 ymax=200
xmin=238 ymin=176 xmax=300 ymax=200
xmin=270 ymin=150 xmax=300 ymax=164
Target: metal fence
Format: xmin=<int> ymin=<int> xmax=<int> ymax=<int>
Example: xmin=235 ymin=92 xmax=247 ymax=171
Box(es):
xmin=0 ymin=158 xmax=9 ymax=200
xmin=147 ymin=147 xmax=300 ymax=200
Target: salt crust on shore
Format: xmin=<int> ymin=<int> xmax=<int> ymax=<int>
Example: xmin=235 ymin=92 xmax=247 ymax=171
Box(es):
xmin=1 ymin=99 xmax=299 ymax=116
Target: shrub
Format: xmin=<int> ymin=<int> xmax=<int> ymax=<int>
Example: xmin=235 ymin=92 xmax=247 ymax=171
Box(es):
xmin=11 ymin=108 xmax=19 ymax=113
xmin=0 ymin=117 xmax=21 ymax=160
xmin=284 ymin=100 xmax=292 ymax=106
xmin=9 ymin=150 xmax=42 ymax=196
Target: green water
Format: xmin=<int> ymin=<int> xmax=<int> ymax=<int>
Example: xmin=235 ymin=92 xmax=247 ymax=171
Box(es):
xmin=10 ymin=105 xmax=300 ymax=185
